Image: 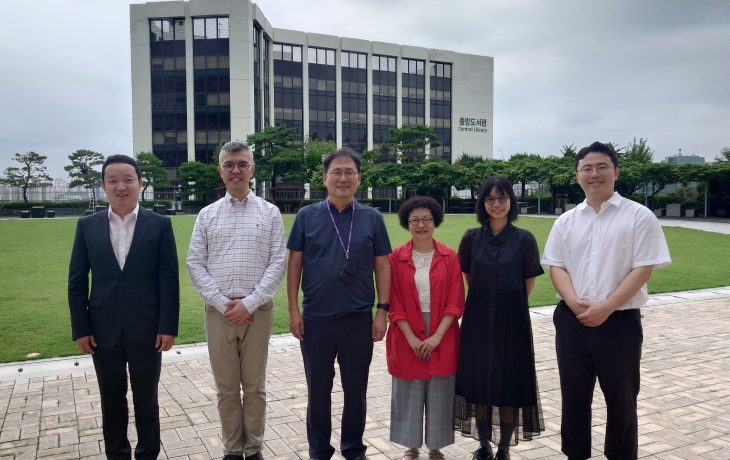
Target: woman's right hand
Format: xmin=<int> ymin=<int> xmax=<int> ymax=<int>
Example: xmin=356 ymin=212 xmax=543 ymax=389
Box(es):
xmin=407 ymin=335 xmax=424 ymax=359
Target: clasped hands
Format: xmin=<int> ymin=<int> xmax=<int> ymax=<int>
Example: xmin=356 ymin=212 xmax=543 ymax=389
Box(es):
xmin=569 ymin=299 xmax=612 ymax=327
xmin=223 ymin=299 xmax=253 ymax=326
xmin=407 ymin=334 xmax=442 ymax=360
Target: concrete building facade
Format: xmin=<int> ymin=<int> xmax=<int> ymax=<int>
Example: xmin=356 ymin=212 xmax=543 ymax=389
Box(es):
xmin=130 ymin=0 xmax=494 ymax=175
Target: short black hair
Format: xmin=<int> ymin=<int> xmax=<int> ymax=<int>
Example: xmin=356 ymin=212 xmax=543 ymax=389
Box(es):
xmin=398 ymin=196 xmax=444 ymax=229
xmin=323 ymin=146 xmax=361 ymax=172
xmin=575 ymin=141 xmax=619 ymax=169
xmin=102 ymin=155 xmax=141 ymax=181
xmin=476 ymin=176 xmax=518 ymax=225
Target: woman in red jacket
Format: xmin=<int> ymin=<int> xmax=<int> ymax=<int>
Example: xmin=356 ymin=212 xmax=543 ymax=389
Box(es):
xmin=386 ymin=196 xmax=465 ymax=460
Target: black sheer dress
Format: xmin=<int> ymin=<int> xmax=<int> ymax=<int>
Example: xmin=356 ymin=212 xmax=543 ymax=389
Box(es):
xmin=454 ymin=223 xmax=545 ymax=445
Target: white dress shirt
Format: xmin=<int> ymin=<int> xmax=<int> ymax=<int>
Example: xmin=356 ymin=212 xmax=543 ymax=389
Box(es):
xmin=108 ymin=204 xmax=139 ymax=270
xmin=187 ymin=191 xmax=286 ymax=314
xmin=541 ymin=192 xmax=671 ymax=310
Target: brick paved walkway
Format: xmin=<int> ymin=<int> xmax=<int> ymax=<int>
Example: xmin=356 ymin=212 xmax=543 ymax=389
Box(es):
xmin=1 ymin=287 xmax=729 ymax=459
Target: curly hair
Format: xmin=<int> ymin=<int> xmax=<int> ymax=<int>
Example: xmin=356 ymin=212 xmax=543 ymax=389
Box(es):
xmin=398 ymin=196 xmax=444 ymax=229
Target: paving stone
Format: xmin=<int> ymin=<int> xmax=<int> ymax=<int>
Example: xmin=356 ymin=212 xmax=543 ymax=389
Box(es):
xmin=2 ymin=293 xmax=730 ymax=459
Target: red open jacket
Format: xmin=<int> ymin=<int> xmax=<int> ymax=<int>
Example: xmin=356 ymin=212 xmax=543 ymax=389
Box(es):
xmin=386 ymin=239 xmax=465 ymax=380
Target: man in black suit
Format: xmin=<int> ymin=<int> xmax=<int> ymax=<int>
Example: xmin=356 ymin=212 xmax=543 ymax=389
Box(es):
xmin=68 ymin=154 xmax=180 ymax=460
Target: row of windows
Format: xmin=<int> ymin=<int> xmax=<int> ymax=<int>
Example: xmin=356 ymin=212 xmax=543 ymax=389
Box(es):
xmin=193 ymin=71 xmax=231 ymax=93
xmin=273 ymin=43 xmax=302 ymax=62
xmin=308 ymin=47 xmax=336 ymax=65
xmin=342 ymin=51 xmax=367 ymax=69
xmin=193 ymin=17 xmax=229 ymax=40
xmin=153 ymin=131 xmax=187 ymax=145
xmin=309 ymin=110 xmax=336 ymax=122
xmin=151 ymin=56 xmax=186 ymax=71
xmin=373 ymin=55 xmax=397 ymax=72
xmin=402 ymin=58 xmax=426 ymax=75
xmin=152 ymin=113 xmax=187 ymax=131
xmin=195 ymin=111 xmax=230 ymax=130
xmin=153 ymin=147 xmax=188 ymax=168
xmin=150 ymin=19 xmax=184 ymax=42
xmin=195 ymin=92 xmax=230 ymax=107
xmin=193 ymin=55 xmax=230 ymax=69
xmin=151 ymin=72 xmax=186 ymax=94
xmin=195 ymin=130 xmax=231 ymax=146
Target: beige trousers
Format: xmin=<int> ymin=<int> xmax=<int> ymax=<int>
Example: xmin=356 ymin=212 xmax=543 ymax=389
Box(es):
xmin=205 ymin=301 xmax=273 ymax=456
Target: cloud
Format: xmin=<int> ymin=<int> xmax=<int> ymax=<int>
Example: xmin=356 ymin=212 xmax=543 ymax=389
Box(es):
xmin=1 ymin=0 xmax=728 ymax=178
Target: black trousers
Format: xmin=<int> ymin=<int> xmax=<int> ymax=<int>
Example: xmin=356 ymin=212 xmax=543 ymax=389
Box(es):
xmin=553 ymin=301 xmax=642 ymax=460
xmin=301 ymin=312 xmax=373 ymax=460
xmin=92 ymin=339 xmax=162 ymax=460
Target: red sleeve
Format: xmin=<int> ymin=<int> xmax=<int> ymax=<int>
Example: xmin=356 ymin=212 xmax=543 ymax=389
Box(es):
xmin=388 ymin=252 xmax=408 ymax=323
xmin=442 ymin=252 xmax=466 ymax=319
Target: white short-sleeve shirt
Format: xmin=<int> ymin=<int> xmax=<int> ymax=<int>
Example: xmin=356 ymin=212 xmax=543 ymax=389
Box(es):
xmin=541 ymin=192 xmax=671 ymax=309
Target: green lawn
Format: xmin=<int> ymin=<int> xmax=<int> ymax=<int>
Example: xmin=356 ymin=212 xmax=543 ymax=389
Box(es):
xmin=0 ymin=214 xmax=727 ymax=363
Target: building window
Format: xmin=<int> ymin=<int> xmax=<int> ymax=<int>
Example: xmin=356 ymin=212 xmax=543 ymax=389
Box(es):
xmin=373 ymin=55 xmax=397 ymax=160
xmin=253 ymin=24 xmax=261 ymax=133
xmin=193 ymin=17 xmax=231 ymax=163
xmin=263 ymin=34 xmax=271 ymax=128
xmin=308 ymin=47 xmax=336 ymax=143
xmin=341 ymin=51 xmax=367 ymax=153
xmin=430 ymin=62 xmax=452 ymax=162
xmin=150 ymin=18 xmax=187 ymax=168
xmin=273 ymin=43 xmax=303 ymax=142
xmin=402 ymin=58 xmax=425 ymax=128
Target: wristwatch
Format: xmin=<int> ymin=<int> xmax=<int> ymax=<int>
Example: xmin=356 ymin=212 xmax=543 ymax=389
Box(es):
xmin=376 ymin=303 xmax=390 ymax=311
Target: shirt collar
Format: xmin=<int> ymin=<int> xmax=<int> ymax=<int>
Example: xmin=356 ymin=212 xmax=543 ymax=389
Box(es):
xmin=398 ymin=239 xmax=448 ymax=261
xmin=577 ymin=191 xmax=622 ymax=213
xmin=324 ymin=197 xmax=357 ymax=213
xmin=482 ymin=221 xmax=515 ymax=243
xmin=226 ymin=190 xmax=251 ymax=206
xmin=108 ymin=203 xmax=139 ymax=221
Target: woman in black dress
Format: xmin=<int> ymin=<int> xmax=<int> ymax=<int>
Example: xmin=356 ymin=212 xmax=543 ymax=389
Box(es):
xmin=454 ymin=176 xmax=545 ymax=460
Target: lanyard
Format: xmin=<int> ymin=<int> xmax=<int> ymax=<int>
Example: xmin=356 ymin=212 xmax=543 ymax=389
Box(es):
xmin=325 ymin=198 xmax=355 ymax=259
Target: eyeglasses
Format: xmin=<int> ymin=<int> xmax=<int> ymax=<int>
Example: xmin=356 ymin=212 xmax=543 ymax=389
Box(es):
xmin=327 ymin=170 xmax=359 ymax=179
xmin=222 ymin=162 xmax=252 ymax=172
xmin=408 ymin=216 xmax=434 ymax=226
xmin=578 ymin=163 xmax=612 ymax=175
xmin=484 ymin=196 xmax=509 ymax=205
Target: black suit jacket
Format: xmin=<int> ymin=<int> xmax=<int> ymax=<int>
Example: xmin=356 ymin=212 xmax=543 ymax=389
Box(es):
xmin=68 ymin=207 xmax=180 ymax=348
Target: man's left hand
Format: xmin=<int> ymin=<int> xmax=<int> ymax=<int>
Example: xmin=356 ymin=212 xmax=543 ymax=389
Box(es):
xmin=223 ymin=299 xmax=253 ymax=326
xmin=575 ymin=300 xmax=612 ymax=327
xmin=156 ymin=334 xmax=175 ymax=352
xmin=372 ymin=310 xmax=388 ymax=342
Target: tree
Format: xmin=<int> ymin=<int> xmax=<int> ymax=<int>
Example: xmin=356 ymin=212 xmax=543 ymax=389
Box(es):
xmin=561 ymin=144 xmax=577 ymax=159
xmin=383 ymin=125 xmax=440 ymax=163
xmin=1 ymin=151 xmax=52 ymax=203
xmin=247 ymin=125 xmax=301 ymax=187
xmin=135 ymin=152 xmax=170 ymax=202
xmin=716 ymin=146 xmax=730 ymax=163
xmin=177 ymin=161 xmax=222 ymax=204
xmin=304 ymin=137 xmax=337 ymax=189
xmin=621 ymin=137 xmax=654 ymax=163
xmin=65 ymin=149 xmax=105 ymax=204
xmin=506 ymin=153 xmax=543 ymax=199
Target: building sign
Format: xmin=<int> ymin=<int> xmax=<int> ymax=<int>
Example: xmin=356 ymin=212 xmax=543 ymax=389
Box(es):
xmin=458 ymin=117 xmax=488 ymax=133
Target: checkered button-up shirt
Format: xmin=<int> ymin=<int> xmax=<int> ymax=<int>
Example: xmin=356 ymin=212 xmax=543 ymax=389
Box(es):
xmin=187 ymin=191 xmax=286 ymax=314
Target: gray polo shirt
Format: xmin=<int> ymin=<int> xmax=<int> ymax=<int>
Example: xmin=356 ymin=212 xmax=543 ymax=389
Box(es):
xmin=287 ymin=199 xmax=391 ymax=320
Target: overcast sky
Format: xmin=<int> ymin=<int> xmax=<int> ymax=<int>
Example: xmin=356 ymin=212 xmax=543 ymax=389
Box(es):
xmin=1 ymin=0 xmax=728 ymax=179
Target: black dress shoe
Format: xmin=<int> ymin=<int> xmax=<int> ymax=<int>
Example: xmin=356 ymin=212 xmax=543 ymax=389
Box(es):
xmin=223 ymin=455 xmax=244 ymax=460
xmin=472 ymin=448 xmax=494 ymax=460
xmin=246 ymin=454 xmax=264 ymax=460
xmin=495 ymin=451 xmax=510 ymax=460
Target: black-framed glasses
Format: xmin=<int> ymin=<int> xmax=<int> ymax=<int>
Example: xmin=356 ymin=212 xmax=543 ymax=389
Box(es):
xmin=408 ymin=216 xmax=434 ymax=226
xmin=484 ymin=196 xmax=509 ymax=205
xmin=222 ymin=162 xmax=252 ymax=172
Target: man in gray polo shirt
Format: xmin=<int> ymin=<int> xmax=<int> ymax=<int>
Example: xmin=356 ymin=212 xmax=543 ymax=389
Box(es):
xmin=287 ymin=147 xmax=391 ymax=460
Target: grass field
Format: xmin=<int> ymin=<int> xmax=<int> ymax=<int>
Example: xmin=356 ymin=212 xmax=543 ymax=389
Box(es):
xmin=0 ymin=214 xmax=728 ymax=363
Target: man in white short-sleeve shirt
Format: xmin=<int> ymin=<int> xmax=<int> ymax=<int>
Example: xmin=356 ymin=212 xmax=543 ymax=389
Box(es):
xmin=542 ymin=141 xmax=671 ymax=460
